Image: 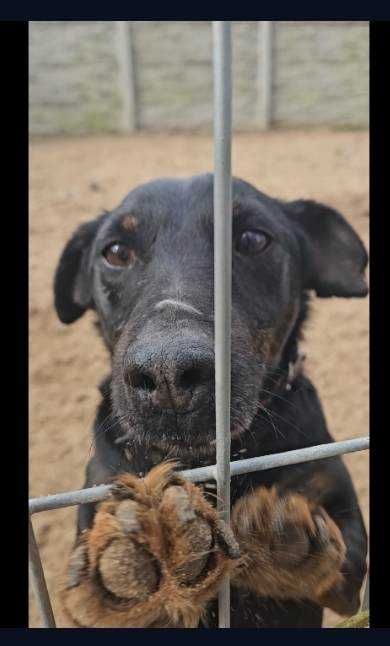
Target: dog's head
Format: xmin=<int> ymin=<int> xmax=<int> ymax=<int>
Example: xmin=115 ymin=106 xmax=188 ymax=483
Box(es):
xmin=54 ymin=174 xmax=368 ymax=461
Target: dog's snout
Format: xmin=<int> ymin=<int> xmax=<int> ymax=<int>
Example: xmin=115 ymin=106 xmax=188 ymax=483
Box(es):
xmin=177 ymin=363 xmax=213 ymax=392
xmin=126 ymin=340 xmax=214 ymax=411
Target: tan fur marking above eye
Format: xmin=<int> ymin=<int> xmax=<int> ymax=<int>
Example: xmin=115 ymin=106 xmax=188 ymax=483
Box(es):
xmin=122 ymin=215 xmax=138 ymax=231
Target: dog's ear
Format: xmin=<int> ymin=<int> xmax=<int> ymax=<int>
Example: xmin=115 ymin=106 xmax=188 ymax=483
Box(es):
xmin=284 ymin=200 xmax=368 ymax=298
xmin=54 ymin=214 xmax=106 ymax=324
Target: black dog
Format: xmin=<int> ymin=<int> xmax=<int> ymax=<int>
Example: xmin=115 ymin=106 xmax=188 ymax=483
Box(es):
xmin=55 ymin=174 xmax=368 ymax=628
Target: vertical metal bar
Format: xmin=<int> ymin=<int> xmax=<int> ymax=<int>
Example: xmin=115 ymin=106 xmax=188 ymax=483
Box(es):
xmin=213 ymin=20 xmax=232 ymax=629
xmin=29 ymin=516 xmax=56 ymax=627
xmin=257 ymin=21 xmax=273 ymax=130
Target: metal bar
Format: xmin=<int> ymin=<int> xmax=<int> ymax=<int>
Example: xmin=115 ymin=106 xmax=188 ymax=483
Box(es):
xmin=29 ymin=436 xmax=369 ymax=514
xmin=258 ymin=21 xmax=273 ymax=130
xmin=213 ymin=20 xmax=233 ymax=629
xmin=30 ymin=483 xmax=112 ymax=515
xmin=224 ymin=435 xmax=370 ymax=479
xmin=29 ymin=516 xmax=56 ymax=628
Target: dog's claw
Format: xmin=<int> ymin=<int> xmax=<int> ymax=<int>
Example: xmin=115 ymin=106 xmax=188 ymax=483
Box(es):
xmin=115 ymin=499 xmax=141 ymax=534
xmin=215 ymin=519 xmax=241 ymax=560
xmin=66 ymin=542 xmax=88 ymax=589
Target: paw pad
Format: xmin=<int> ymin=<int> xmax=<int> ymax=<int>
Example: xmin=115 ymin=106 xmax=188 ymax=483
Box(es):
xmin=62 ymin=462 xmax=239 ymax=627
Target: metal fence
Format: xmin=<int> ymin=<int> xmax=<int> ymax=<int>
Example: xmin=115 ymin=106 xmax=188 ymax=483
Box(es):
xmin=29 ymin=21 xmax=369 ymax=629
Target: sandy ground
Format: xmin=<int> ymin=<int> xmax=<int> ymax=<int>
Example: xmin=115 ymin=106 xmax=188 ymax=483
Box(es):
xmin=29 ymin=131 xmax=369 ymax=628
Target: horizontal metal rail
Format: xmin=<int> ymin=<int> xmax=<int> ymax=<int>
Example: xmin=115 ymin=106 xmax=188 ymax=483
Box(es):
xmin=29 ymin=435 xmax=369 ymax=628
xmin=29 ymin=436 xmax=369 ymax=515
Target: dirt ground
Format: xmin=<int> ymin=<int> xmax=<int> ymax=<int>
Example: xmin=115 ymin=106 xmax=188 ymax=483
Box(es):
xmin=29 ymin=131 xmax=369 ymax=628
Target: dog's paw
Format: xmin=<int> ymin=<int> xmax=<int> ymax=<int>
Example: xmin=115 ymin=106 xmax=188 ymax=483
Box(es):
xmin=62 ymin=463 xmax=239 ymax=628
xmin=231 ymin=486 xmax=346 ymax=602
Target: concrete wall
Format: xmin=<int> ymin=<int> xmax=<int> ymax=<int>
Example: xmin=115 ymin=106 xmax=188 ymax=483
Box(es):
xmin=29 ymin=21 xmax=369 ymax=134
xmin=272 ymin=22 xmax=369 ymax=127
xmin=29 ymin=21 xmax=123 ymax=134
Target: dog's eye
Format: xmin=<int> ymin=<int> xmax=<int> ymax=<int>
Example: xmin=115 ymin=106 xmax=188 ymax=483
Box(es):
xmin=236 ymin=230 xmax=271 ymax=255
xmin=103 ymin=243 xmax=135 ymax=267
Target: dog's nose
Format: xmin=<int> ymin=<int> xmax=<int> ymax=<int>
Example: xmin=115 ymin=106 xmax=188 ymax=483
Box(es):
xmin=126 ymin=340 xmax=214 ymax=411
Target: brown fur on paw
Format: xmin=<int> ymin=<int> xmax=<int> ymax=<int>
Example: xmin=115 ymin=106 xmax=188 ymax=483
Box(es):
xmin=231 ymin=486 xmax=346 ymax=603
xmin=62 ymin=462 xmax=239 ymax=628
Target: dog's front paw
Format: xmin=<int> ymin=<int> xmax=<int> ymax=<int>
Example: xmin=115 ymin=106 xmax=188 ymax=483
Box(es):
xmin=62 ymin=463 xmax=239 ymax=628
xmin=231 ymin=487 xmax=346 ymax=603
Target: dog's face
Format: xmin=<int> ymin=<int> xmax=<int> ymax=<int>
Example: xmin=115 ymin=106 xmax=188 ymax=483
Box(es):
xmin=54 ymin=174 xmax=368 ymax=461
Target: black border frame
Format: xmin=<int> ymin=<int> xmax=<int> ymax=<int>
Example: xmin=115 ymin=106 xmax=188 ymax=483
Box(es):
xmin=0 ymin=16 xmax=387 ymax=638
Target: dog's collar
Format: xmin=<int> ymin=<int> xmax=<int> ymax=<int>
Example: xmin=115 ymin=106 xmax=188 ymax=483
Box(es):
xmin=260 ymin=349 xmax=306 ymax=406
xmin=223 ymin=350 xmax=307 ymax=464
xmin=286 ymin=350 xmax=306 ymax=391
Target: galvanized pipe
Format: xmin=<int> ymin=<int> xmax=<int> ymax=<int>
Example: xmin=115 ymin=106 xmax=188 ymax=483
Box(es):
xmin=29 ymin=516 xmax=56 ymax=628
xmin=29 ymin=436 xmax=369 ymax=515
xmin=222 ymin=435 xmax=370 ymax=478
xmin=29 ymin=483 xmax=112 ymax=515
xmin=213 ymin=20 xmax=233 ymax=629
